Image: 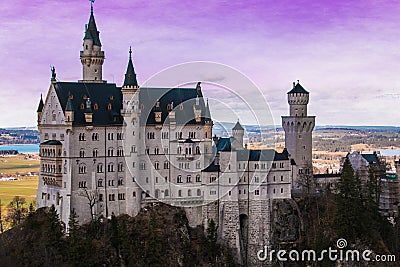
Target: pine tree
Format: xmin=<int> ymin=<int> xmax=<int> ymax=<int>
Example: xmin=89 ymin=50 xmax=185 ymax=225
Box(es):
xmin=44 ymin=205 xmax=64 ymax=264
xmin=206 ymin=219 xmax=218 ymax=262
xmin=67 ymin=209 xmax=81 ymax=264
xmin=335 ymin=157 xmax=365 ymax=241
xmin=364 ymin=166 xmax=381 ymax=234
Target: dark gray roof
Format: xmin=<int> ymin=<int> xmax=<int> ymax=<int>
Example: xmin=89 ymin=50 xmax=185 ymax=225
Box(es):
xmin=237 ymin=148 xmax=289 ymax=162
xmin=202 ymin=161 xmax=220 ymax=172
xmin=54 ymin=82 xmax=123 ymax=126
xmin=85 ymin=10 xmax=101 ymax=46
xmin=65 ymin=97 xmax=73 ymax=111
xmin=41 ymin=140 xmax=62 ymax=146
xmin=139 ymin=86 xmax=208 ymax=126
xmin=123 ymin=48 xmax=138 ymax=88
xmin=216 ymin=138 xmax=232 ymax=152
xmin=54 ymin=82 xmax=209 ymax=127
xmin=37 ymin=94 xmax=44 ymax=112
xmin=288 ymin=82 xmax=309 ymax=94
xmin=204 ymin=99 xmax=211 ymax=122
xmin=362 ymin=154 xmax=379 ymax=164
xmin=232 ymin=121 xmax=244 ymax=131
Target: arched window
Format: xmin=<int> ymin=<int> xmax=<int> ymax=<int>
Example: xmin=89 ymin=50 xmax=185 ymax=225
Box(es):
xmin=97 ymin=163 xmax=103 ymax=173
xmin=195 ymin=146 xmax=200 ymax=155
xmin=177 ymin=147 xmax=182 ymax=154
xmin=178 ymin=190 xmax=182 ymax=197
xmin=177 ymin=175 xmax=182 ymax=183
xmin=79 ymin=164 xmax=86 ymax=174
xmin=188 ymin=189 xmax=192 ymax=196
xmin=107 ymin=103 xmax=112 ymax=110
xmin=108 ymin=163 xmax=114 ymax=172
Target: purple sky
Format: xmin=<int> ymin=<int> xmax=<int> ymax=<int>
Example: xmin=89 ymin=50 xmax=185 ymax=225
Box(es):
xmin=1 ymin=0 xmax=400 ymax=127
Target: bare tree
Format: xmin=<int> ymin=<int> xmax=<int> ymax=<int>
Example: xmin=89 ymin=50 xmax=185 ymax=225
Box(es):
xmin=78 ymin=187 xmax=99 ymax=221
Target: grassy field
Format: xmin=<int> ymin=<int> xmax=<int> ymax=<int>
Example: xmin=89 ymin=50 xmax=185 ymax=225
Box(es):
xmin=0 ymin=155 xmax=40 ymax=176
xmin=0 ymin=155 xmax=39 ymax=211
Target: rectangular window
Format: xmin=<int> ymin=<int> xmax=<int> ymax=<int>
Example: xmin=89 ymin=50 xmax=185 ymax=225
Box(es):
xmin=109 ymin=194 xmax=115 ymax=201
xmin=255 ymin=190 xmax=260 ymax=195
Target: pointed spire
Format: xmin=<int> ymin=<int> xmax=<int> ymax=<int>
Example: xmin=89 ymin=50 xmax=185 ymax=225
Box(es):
xmin=84 ymin=1 xmax=101 ymax=46
xmin=204 ymin=98 xmax=211 ymax=121
xmin=233 ymin=120 xmax=244 ymax=131
xmin=37 ymin=94 xmax=44 ymax=112
xmin=65 ymin=96 xmax=74 ymax=111
xmin=123 ymin=47 xmax=138 ymax=88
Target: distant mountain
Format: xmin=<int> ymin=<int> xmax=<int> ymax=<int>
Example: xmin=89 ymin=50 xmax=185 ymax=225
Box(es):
xmin=214 ymin=122 xmax=400 ymax=134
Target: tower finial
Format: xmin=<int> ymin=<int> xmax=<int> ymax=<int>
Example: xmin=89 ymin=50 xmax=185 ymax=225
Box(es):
xmin=90 ymin=0 xmax=95 ymax=13
xmin=129 ymin=46 xmax=132 ymax=59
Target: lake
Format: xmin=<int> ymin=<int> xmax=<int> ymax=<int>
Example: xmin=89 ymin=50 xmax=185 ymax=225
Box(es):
xmin=0 ymin=144 xmax=40 ymax=153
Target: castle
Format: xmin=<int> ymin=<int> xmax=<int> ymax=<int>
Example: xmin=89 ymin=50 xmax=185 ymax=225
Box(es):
xmin=36 ymin=5 xmax=315 ymax=265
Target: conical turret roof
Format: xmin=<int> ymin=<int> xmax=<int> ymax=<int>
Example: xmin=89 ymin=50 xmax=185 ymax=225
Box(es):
xmin=233 ymin=120 xmax=244 ymax=131
xmin=288 ymin=81 xmax=309 ymax=94
xmin=65 ymin=97 xmax=74 ymax=111
xmin=84 ymin=8 xmax=101 ymax=46
xmin=37 ymin=94 xmax=44 ymax=112
xmin=123 ymin=47 xmax=138 ymax=88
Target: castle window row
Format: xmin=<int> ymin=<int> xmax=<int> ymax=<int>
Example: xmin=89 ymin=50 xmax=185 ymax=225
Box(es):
xmin=238 ymin=187 xmax=285 ymax=195
xmin=78 ymin=181 xmax=87 ymax=188
xmin=41 ymin=148 xmax=61 ymax=157
xmin=42 ymin=176 xmax=57 ymax=186
xmin=41 ymin=163 xmax=61 ymax=174
xmin=175 ymin=175 xmax=201 ymax=184
xmin=177 ymin=189 xmax=202 ymax=197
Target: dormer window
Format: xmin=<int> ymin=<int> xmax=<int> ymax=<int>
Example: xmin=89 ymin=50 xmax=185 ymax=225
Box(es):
xmin=83 ymin=95 xmax=88 ymax=100
xmin=166 ymin=104 xmax=172 ymax=111
xmin=94 ymin=103 xmax=98 ymax=110
xmin=109 ymin=95 xmax=114 ymax=100
xmin=107 ymin=103 xmax=112 ymax=110
xmin=80 ymin=103 xmax=85 ymax=110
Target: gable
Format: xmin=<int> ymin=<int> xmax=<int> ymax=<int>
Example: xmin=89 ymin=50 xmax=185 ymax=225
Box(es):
xmin=40 ymin=84 xmax=66 ymax=126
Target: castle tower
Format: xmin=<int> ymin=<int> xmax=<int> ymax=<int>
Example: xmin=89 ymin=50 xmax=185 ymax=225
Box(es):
xmin=282 ymin=81 xmax=315 ymax=190
xmin=79 ymin=3 xmax=105 ymax=83
xmin=232 ymin=120 xmax=244 ymax=150
xmin=120 ymin=47 xmax=141 ymax=217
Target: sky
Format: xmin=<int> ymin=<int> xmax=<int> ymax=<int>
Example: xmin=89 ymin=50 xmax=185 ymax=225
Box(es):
xmin=1 ymin=0 xmax=400 ymax=127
